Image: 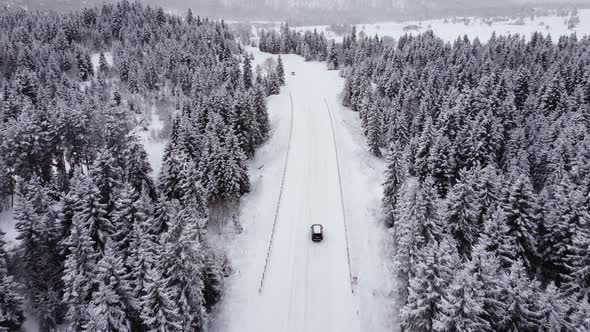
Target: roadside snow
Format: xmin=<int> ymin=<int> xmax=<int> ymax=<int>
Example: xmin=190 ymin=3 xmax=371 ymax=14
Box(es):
xmin=212 ymin=47 xmax=395 ymax=332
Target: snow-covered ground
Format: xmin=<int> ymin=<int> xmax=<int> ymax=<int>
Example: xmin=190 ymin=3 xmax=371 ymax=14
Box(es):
xmin=0 ymin=207 xmax=17 ymax=248
xmin=90 ymin=51 xmax=113 ymax=75
xmin=212 ymin=48 xmax=394 ymax=331
xmin=254 ymin=9 xmax=590 ymax=43
xmin=134 ymin=105 xmax=166 ymax=178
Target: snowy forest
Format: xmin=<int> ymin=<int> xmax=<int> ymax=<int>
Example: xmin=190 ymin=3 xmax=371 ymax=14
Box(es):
xmin=0 ymin=1 xmax=286 ymax=330
xmin=262 ymin=25 xmax=590 ymax=330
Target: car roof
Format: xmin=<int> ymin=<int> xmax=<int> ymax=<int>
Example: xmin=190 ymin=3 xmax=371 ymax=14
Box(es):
xmin=311 ymin=224 xmax=322 ymax=232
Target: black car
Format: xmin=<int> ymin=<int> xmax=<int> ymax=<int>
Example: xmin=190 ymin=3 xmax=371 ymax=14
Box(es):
xmin=311 ymin=224 xmax=323 ymax=242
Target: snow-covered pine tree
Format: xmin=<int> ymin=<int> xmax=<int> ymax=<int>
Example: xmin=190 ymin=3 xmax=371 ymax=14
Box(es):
xmin=231 ymin=87 xmax=257 ymax=157
xmin=243 ymin=53 xmax=253 ymax=90
xmin=401 ymin=237 xmax=460 ymax=332
xmin=71 ymin=172 xmax=112 ymax=254
xmin=500 ymin=173 xmax=539 ymax=271
xmin=84 ymin=281 xmax=131 ymax=332
xmin=276 ymin=54 xmax=285 ymax=86
xmin=443 ymin=169 xmax=480 ymax=257
xmin=564 ymin=217 xmax=590 ymax=301
xmin=251 ymin=82 xmax=270 ymax=146
xmin=140 ymin=267 xmax=182 ymax=331
xmin=498 ymin=260 xmax=544 ymax=331
xmin=127 ymin=189 xmax=157 ymax=303
xmin=433 ymin=262 xmax=492 ymax=332
xmin=98 ymin=52 xmax=108 ymax=74
xmin=110 ymin=183 xmax=137 ymax=264
xmin=178 ymin=159 xmax=208 ymax=218
xmin=415 ymin=176 xmax=443 ymax=246
xmin=90 ymin=148 xmax=123 ymax=215
xmin=327 ymin=41 xmax=339 ymax=70
xmin=90 ymin=244 xmax=137 ymax=328
xmin=123 ymin=138 xmax=155 ymax=198
xmin=541 ymin=178 xmax=588 ymax=284
xmin=382 ymin=143 xmax=405 ymax=228
xmin=62 ymin=207 xmax=97 ymax=331
xmin=0 ymin=230 xmax=24 ymax=330
xmin=159 ymin=151 xmax=184 ymax=202
xmin=366 ymin=97 xmax=382 ymax=157
xmin=461 ymin=242 xmax=509 ymax=331
xmin=160 ymin=201 xmax=208 ymax=331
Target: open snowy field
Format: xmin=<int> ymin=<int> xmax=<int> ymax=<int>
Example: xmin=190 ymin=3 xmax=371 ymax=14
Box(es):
xmin=251 ymin=8 xmax=590 ymax=42
xmin=211 ymin=47 xmax=395 ymax=331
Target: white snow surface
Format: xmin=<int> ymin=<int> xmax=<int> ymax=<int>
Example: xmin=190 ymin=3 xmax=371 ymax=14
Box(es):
xmin=0 ymin=207 xmax=17 ymax=249
xmin=135 ymin=106 xmax=166 ymax=178
xmin=212 ymin=48 xmax=395 ymax=332
xmin=254 ymin=9 xmax=590 ymax=43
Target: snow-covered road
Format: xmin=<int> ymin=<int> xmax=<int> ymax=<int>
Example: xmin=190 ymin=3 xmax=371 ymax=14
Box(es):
xmin=255 ymin=65 xmax=359 ymax=331
xmin=212 ymin=49 xmax=395 ymax=332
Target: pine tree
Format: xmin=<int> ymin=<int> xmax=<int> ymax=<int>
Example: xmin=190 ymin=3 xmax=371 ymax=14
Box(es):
xmin=499 ymin=260 xmax=544 ymax=331
xmin=500 ymin=173 xmax=539 ymax=271
xmin=84 ymin=281 xmax=131 ymax=332
xmin=160 ymin=201 xmax=208 ymax=331
xmin=127 ymin=189 xmax=157 ymax=301
xmin=327 ymin=41 xmax=339 ymax=70
xmin=110 ymin=184 xmax=136 ymax=261
xmin=382 ymin=143 xmax=404 ymax=228
xmin=401 ymin=238 xmax=460 ymax=332
xmin=415 ymin=177 xmax=443 ymax=245
xmin=541 ymin=179 xmax=588 ymax=284
xmin=462 ymin=242 xmax=509 ymax=331
xmin=71 ymin=172 xmax=112 ymax=254
xmin=98 ymin=52 xmax=108 ymax=74
xmin=140 ymin=268 xmax=182 ymax=331
xmin=251 ymin=82 xmax=270 ymax=146
xmin=0 ymin=230 xmax=24 ymax=331
xmin=62 ymin=210 xmax=97 ymax=331
xmin=443 ymin=169 xmax=480 ymax=256
xmin=565 ymin=219 xmax=590 ymax=301
xmin=366 ymin=98 xmax=382 ymax=157
xmin=243 ymin=53 xmax=253 ymax=90
xmin=90 ymin=148 xmax=123 ymax=215
xmin=276 ymin=54 xmax=285 ymax=86
xmin=433 ymin=264 xmax=492 ymax=332
xmin=90 ymin=244 xmax=136 ymax=328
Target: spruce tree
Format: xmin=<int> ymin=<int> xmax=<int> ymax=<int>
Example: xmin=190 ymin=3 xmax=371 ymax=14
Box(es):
xmin=160 ymin=201 xmax=208 ymax=331
xmin=500 ymin=173 xmax=539 ymax=271
xmin=243 ymin=53 xmax=253 ymax=90
xmin=443 ymin=169 xmax=480 ymax=256
xmin=0 ymin=230 xmax=24 ymax=330
xmin=140 ymin=268 xmax=182 ymax=331
xmin=499 ymin=261 xmax=544 ymax=331
xmin=71 ymin=172 xmax=112 ymax=254
xmin=62 ymin=210 xmax=97 ymax=331
xmin=276 ymin=54 xmax=285 ymax=86
xmin=382 ymin=143 xmax=404 ymax=228
xmin=366 ymin=99 xmax=382 ymax=157
xmin=433 ymin=264 xmax=492 ymax=332
xmin=401 ymin=238 xmax=460 ymax=332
